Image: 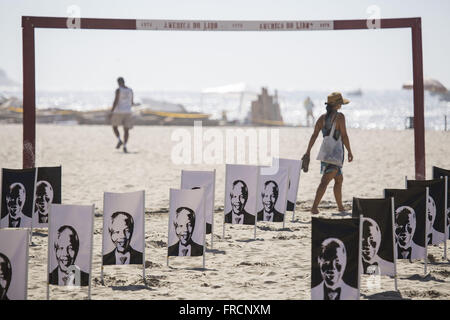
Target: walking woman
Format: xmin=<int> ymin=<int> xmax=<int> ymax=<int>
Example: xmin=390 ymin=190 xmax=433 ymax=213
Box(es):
xmin=302 ymin=92 xmax=354 ymax=214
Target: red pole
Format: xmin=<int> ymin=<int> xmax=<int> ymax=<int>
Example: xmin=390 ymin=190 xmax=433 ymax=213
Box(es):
xmin=22 ymin=17 xmax=36 ymax=169
xmin=411 ymin=18 xmax=425 ymax=180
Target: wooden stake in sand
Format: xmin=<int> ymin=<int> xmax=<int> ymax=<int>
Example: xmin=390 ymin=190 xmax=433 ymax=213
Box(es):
xmin=88 ymin=204 xmax=94 ymax=300
xmin=391 ymin=197 xmax=398 ymax=291
xmin=46 ymin=204 xmax=52 ymax=300
xmin=211 ymin=169 xmax=216 ymax=250
xmin=142 ymin=193 xmax=146 ymax=284
xmin=441 ymin=176 xmax=448 ymax=260
xmin=357 ymin=214 xmax=363 ymax=300
xmin=424 ymin=187 xmax=429 ymax=275
xmin=445 ymin=176 xmax=448 ymax=260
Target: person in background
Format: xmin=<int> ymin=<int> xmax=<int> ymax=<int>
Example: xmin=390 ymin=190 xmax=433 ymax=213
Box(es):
xmin=302 ymin=92 xmax=354 ymax=215
xmin=110 ymin=77 xmax=136 ymax=153
xmin=304 ymin=96 xmax=315 ymax=127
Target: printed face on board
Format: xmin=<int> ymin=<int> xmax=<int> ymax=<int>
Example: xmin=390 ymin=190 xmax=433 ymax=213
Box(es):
xmin=262 ymin=181 xmax=278 ymax=213
xmin=318 ymin=238 xmax=347 ymax=290
xmin=447 ymin=208 xmax=450 ymax=234
xmin=426 ymin=195 xmax=436 ymax=232
xmin=1 ymin=168 xmax=36 ymax=229
xmin=0 ymin=253 xmax=12 ymax=300
xmin=102 ymin=191 xmax=144 ymax=266
xmin=274 ymin=158 xmax=301 ymax=212
xmin=109 ymin=212 xmax=134 ymax=254
xmin=180 ymin=170 xmax=215 ymax=235
xmin=394 ymin=206 xmax=416 ymax=249
xmin=230 ymin=180 xmax=248 ymax=215
xmin=311 ymin=218 xmax=360 ymax=300
xmin=168 ymin=188 xmax=205 ymax=257
xmin=174 ymin=207 xmax=195 ymax=246
xmin=48 ymin=204 xmax=93 ymax=287
xmin=6 ymin=183 xmax=26 ymax=219
xmin=35 ymin=181 xmax=54 ymax=224
xmin=224 ymin=165 xmax=259 ymax=225
xmin=0 ymin=229 xmax=29 ymax=300
xmin=361 ymin=218 xmax=381 ymax=263
xmin=54 ymin=226 xmax=79 ymax=273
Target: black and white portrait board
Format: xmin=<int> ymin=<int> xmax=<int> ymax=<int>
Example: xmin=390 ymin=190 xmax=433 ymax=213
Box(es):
xmin=352 ymin=198 xmax=395 ymax=276
xmin=311 ymin=217 xmax=360 ymax=300
xmin=168 ymin=188 xmax=206 ymax=258
xmin=257 ymin=166 xmax=289 ymax=223
xmin=224 ymin=164 xmax=259 ymax=225
xmin=0 ymin=229 xmax=29 ymax=300
xmin=273 ymin=158 xmax=301 ymax=212
xmin=102 ymin=191 xmax=145 ymax=266
xmin=47 ymin=204 xmax=93 ymax=288
xmin=384 ymin=188 xmax=426 ymax=260
xmin=1 ymin=168 xmax=37 ymax=229
xmin=407 ymin=179 xmax=446 ymax=245
xmin=34 ymin=166 xmax=62 ymax=228
xmin=432 ymin=167 xmax=449 ymax=239
xmin=181 ymin=170 xmax=215 ymax=235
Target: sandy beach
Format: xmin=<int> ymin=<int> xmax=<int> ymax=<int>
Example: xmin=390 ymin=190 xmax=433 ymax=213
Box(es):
xmin=0 ymin=124 xmax=449 ymax=300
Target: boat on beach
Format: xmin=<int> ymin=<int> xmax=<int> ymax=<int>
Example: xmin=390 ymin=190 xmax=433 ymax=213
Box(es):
xmin=0 ymin=94 xmax=218 ymax=125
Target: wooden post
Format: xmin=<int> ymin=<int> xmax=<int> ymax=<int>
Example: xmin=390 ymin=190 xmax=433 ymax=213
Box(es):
xmin=411 ymin=18 xmax=425 ymax=180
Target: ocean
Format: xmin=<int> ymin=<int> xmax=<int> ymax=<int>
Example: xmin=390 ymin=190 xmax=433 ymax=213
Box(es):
xmin=3 ymin=88 xmax=449 ymax=130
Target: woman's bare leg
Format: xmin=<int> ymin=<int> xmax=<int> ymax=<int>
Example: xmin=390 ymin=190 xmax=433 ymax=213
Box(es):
xmin=124 ymin=128 xmax=129 ymax=145
xmin=311 ymin=170 xmax=338 ymax=214
xmin=113 ymin=126 xmax=120 ymax=140
xmin=333 ymin=174 xmax=345 ymax=211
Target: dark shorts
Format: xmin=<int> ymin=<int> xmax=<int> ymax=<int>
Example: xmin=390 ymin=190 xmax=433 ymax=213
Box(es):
xmin=320 ymin=161 xmax=343 ymax=176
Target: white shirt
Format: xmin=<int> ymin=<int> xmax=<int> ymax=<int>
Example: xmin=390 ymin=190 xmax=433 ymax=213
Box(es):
xmin=263 ymin=211 xmax=274 ymax=222
xmin=58 ymin=268 xmax=76 ymax=286
xmin=115 ymin=87 xmax=133 ymax=114
xmin=232 ymin=212 xmax=244 ymax=224
xmin=178 ymin=243 xmax=192 ymax=256
xmin=1 ymin=212 xmax=32 ymax=228
xmin=114 ymin=250 xmax=131 ymax=265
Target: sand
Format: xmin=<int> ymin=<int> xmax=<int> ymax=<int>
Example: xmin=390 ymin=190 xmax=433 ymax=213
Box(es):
xmin=0 ymin=124 xmax=449 ymax=300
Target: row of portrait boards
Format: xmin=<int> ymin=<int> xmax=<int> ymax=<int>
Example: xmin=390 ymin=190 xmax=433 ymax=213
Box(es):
xmin=223 ymin=158 xmax=302 ymax=226
xmin=167 ymin=158 xmax=303 ymax=261
xmin=312 ymin=167 xmax=449 ymax=300
xmin=1 ymin=166 xmax=447 ymax=300
xmin=0 ymin=158 xmax=303 ymax=299
xmin=0 ymin=191 xmax=145 ymax=300
xmin=0 ymin=158 xmax=302 ymax=230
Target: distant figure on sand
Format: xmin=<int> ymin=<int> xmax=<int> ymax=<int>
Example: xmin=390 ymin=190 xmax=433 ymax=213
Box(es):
xmin=304 ymin=96 xmax=315 ymax=127
xmin=302 ymin=92 xmax=354 ymax=215
xmin=110 ymin=77 xmax=135 ymax=153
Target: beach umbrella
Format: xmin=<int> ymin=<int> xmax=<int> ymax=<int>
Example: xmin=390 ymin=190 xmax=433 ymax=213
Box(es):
xmin=402 ymin=78 xmax=447 ymax=93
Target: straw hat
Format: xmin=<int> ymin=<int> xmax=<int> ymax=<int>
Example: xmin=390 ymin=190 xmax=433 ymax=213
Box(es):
xmin=327 ymin=92 xmax=350 ymax=105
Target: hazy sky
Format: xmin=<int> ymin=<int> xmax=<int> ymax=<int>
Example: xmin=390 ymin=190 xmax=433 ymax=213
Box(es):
xmin=0 ymin=0 xmax=449 ymax=91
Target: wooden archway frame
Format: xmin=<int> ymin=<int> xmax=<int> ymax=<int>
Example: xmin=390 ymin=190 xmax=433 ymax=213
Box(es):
xmin=21 ymin=16 xmax=425 ymax=179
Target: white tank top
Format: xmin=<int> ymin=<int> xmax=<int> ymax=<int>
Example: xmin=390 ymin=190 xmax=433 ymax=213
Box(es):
xmin=115 ymin=87 xmax=133 ymax=113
